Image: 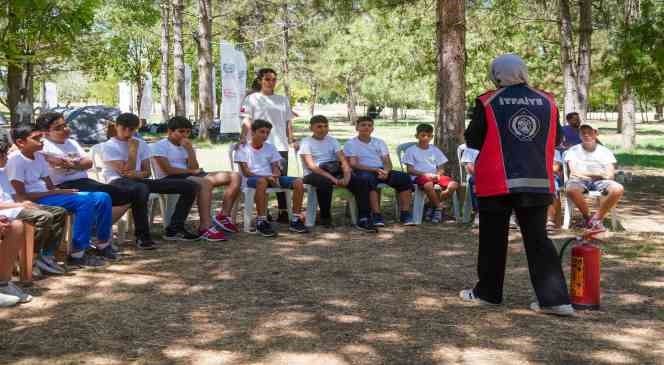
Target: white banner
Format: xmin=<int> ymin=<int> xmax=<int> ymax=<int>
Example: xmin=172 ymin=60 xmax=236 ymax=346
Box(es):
xmin=220 ymin=41 xmax=246 ymax=133
xmin=44 ymin=82 xmax=58 ymax=109
xmin=118 ymin=81 xmax=132 ymax=113
xmin=211 ymin=65 xmax=217 ymax=117
xmin=185 ymin=64 xmax=193 ymax=118
xmin=139 ymin=73 xmax=153 ymax=120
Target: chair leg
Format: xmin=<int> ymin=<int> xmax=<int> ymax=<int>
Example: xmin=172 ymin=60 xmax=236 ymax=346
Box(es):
xmin=164 ymin=194 xmax=179 ymax=228
xmin=347 ymin=193 xmax=358 ymax=226
xmin=286 ymin=190 xmax=293 ymax=221
xmin=305 ymin=186 xmax=317 ymax=228
xmin=562 ymin=195 xmax=573 ymax=229
xmin=462 ymin=186 xmax=473 ymax=224
xmin=19 ymin=224 xmax=35 ymax=283
xmin=243 ymin=189 xmax=255 ymax=233
xmin=412 ymin=188 xmax=425 ymax=225
xmin=452 ymin=191 xmax=461 ymax=221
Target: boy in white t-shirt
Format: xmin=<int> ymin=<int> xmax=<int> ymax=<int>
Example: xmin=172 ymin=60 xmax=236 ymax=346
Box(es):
xmin=564 ymin=122 xmax=624 ymax=231
xmin=343 ymin=116 xmax=414 ymax=226
xmin=102 ymin=113 xmax=201 ymax=248
xmin=37 ymin=112 xmax=132 ymax=236
xmin=297 ymin=115 xmax=375 ymax=232
xmin=0 ymin=214 xmax=32 ymax=307
xmin=234 ymin=119 xmax=307 ymax=237
xmin=152 ymin=116 xmax=241 ymax=241
xmin=0 ymin=140 xmax=67 ymax=276
xmin=402 ymin=124 xmax=459 ymax=223
xmin=7 ymin=124 xmax=112 ymax=268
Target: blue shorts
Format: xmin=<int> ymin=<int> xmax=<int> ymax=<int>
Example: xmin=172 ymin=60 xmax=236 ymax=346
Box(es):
xmin=246 ymin=175 xmax=298 ymax=189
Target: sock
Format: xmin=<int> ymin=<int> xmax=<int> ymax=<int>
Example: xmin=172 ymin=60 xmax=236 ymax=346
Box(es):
xmin=70 ymin=250 xmax=85 ymax=259
xmin=257 ymin=216 xmax=267 ymax=223
xmin=96 ymin=242 xmax=110 ymax=250
xmin=400 ymin=210 xmax=409 ymax=216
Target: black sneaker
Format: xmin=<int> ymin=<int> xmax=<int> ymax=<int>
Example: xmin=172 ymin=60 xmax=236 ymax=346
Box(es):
xmin=320 ymin=217 xmax=334 ymax=229
xmin=277 ymin=210 xmax=290 ymax=224
xmin=95 ymin=245 xmax=118 ymax=260
xmin=136 ymin=238 xmax=157 ymax=250
xmin=355 ymin=218 xmax=378 ymax=233
xmin=67 ymin=252 xmax=106 ymax=268
xmin=372 ymin=214 xmax=385 ymax=227
xmin=289 ymin=217 xmax=309 ymax=233
xmin=257 ymin=220 xmax=276 ymax=237
xmin=163 ymin=228 xmax=202 ymax=241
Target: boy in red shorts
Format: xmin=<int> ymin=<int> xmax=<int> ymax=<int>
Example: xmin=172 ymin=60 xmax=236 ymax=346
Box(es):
xmin=401 ymin=124 xmax=459 ymax=223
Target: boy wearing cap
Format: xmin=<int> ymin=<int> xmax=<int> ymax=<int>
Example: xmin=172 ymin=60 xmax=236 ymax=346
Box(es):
xmin=564 ymin=122 xmax=624 ymax=231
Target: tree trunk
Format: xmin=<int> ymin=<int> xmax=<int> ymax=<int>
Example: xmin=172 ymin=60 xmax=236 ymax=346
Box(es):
xmin=435 ymin=0 xmax=465 ymax=181
xmin=655 ymin=103 xmax=663 ymax=121
xmin=160 ymin=0 xmax=171 ymax=122
xmin=346 ymin=80 xmax=357 ymax=124
xmin=309 ymin=81 xmax=318 ymax=116
xmin=559 ymin=0 xmax=578 ymax=119
xmin=40 ymin=80 xmax=47 ymax=111
xmin=196 ymin=0 xmax=213 ymax=139
xmin=617 ymin=101 xmax=623 ymax=132
xmin=281 ymin=1 xmax=291 ymax=101
xmin=576 ymin=0 xmax=592 ymax=123
xmin=392 ymin=104 xmax=398 ymax=122
xmin=172 ymin=0 xmax=186 ymax=116
xmin=7 ymin=62 xmax=23 ymax=126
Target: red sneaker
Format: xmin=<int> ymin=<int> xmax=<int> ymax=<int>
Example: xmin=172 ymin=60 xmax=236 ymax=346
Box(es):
xmin=213 ymin=212 xmax=239 ymax=233
xmin=199 ymin=226 xmax=228 ymax=242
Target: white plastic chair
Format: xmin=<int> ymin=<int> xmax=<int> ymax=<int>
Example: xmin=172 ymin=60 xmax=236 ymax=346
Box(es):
xmin=561 ymin=154 xmax=620 ymax=230
xmin=228 ymin=145 xmax=293 ymax=233
xmin=457 ymin=144 xmax=475 ymax=224
xmin=396 ymin=142 xmax=460 ymax=225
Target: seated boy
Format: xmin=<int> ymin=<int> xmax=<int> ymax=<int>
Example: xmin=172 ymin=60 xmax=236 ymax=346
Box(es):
xmin=151 ymin=116 xmax=241 ymax=241
xmin=565 ymin=122 xmax=624 ymax=231
xmin=343 ymin=116 xmax=414 ymax=226
xmin=101 ymin=113 xmax=201 ymax=247
xmin=37 ymin=112 xmax=132 ymax=228
xmin=298 ymin=115 xmax=375 ymax=231
xmin=0 ymin=140 xmax=67 ymax=275
xmin=234 ymin=119 xmax=307 ymax=237
xmin=402 ymin=124 xmax=459 ymax=223
xmin=7 ymin=124 xmax=112 ymax=267
xmin=0 ymin=216 xmax=32 ymax=307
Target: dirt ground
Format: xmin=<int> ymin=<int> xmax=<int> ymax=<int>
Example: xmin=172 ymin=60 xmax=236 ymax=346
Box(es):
xmin=1 ymin=170 xmax=663 ymax=365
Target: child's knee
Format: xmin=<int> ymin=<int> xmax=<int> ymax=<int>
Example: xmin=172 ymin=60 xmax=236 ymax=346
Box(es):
xmin=447 ymin=181 xmax=459 ymax=191
xmin=255 ymin=177 xmax=269 ymax=189
xmin=422 ymin=182 xmax=435 ymax=191
xmin=293 ymin=179 xmax=304 ymax=190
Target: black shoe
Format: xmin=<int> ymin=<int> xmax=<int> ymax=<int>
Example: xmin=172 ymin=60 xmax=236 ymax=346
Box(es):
xmin=95 ymin=245 xmax=119 ymax=260
xmin=67 ymin=252 xmax=106 ymax=268
xmin=289 ymin=217 xmax=309 ymax=233
xmin=163 ymin=228 xmax=202 ymax=241
xmin=136 ymin=238 xmax=157 ymax=250
xmin=320 ymin=217 xmax=334 ymax=229
xmin=372 ymin=213 xmax=385 ymax=227
xmin=257 ymin=220 xmax=276 ymax=237
xmin=277 ymin=210 xmax=290 ymax=224
xmin=355 ymin=218 xmax=378 ymax=233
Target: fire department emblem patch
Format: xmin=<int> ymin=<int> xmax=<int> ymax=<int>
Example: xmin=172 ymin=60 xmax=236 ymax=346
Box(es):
xmin=508 ymin=108 xmax=540 ymax=142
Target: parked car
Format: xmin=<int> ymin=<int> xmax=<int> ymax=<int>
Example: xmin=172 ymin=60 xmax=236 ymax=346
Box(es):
xmin=65 ymin=105 xmax=121 ymax=145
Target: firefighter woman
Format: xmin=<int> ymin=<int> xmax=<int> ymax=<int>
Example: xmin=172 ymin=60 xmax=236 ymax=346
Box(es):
xmin=459 ymin=54 xmax=574 ymax=316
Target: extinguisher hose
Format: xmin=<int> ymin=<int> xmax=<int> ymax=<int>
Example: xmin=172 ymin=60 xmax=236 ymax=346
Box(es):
xmin=559 ymin=237 xmax=579 ymax=263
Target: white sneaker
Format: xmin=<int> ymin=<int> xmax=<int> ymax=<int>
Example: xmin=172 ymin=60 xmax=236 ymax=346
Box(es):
xmin=35 ymin=257 xmax=65 ymax=275
xmin=530 ymin=302 xmax=575 ymax=317
xmin=459 ymin=289 xmax=499 ymax=306
xmin=0 ymin=282 xmax=32 ymax=304
xmin=0 ymin=291 xmax=20 ymax=307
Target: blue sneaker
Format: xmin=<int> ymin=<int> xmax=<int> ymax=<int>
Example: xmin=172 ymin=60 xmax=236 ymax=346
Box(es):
xmin=95 ymin=244 xmax=118 ymax=261
xmin=400 ymin=211 xmax=415 ymax=226
xmin=355 ymin=217 xmax=378 ymax=233
xmin=67 ymin=252 xmax=106 ymax=268
xmin=372 ymin=214 xmax=385 ymax=227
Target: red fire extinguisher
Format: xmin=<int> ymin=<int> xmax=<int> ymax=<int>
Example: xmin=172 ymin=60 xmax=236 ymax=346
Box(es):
xmin=559 ymin=230 xmax=603 ymax=310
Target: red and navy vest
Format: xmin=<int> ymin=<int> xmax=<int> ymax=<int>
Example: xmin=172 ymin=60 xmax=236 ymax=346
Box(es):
xmin=475 ymin=84 xmax=557 ymax=197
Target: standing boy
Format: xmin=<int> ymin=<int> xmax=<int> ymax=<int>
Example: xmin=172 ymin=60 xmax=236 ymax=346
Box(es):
xmin=234 ymin=119 xmax=307 ymax=237
xmin=343 ymin=116 xmax=414 ymax=226
xmin=402 ymin=124 xmax=459 ymax=223
xmin=298 ymin=115 xmax=374 ymax=231
xmin=151 ymin=116 xmax=241 ymax=241
xmin=102 ymin=113 xmax=201 ymax=248
xmin=7 ymin=124 xmax=112 ymax=267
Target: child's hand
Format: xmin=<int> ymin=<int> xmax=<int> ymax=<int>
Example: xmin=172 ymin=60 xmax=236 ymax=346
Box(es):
xmin=338 ymin=176 xmax=351 ymax=187
xmin=376 ymin=169 xmax=388 ymax=180
xmin=181 ymin=138 xmax=193 ymax=150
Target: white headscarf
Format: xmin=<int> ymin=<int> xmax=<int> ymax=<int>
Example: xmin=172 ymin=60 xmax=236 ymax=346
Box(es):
xmin=489 ymin=54 xmax=529 ymax=87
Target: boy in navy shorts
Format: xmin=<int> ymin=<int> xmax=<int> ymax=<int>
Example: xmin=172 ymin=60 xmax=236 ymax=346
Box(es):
xmin=234 ymin=119 xmax=307 ymax=237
